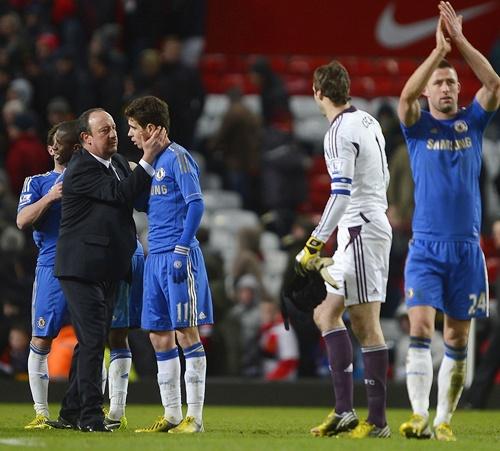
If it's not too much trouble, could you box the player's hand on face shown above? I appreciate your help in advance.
[435,16,451,55]
[438,1,463,41]
[48,182,63,202]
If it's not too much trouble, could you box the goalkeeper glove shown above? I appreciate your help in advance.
[172,245,189,284]
[295,236,325,276]
[305,256,339,289]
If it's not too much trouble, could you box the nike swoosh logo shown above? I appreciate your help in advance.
[376,2,496,49]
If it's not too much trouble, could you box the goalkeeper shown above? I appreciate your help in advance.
[295,60,392,439]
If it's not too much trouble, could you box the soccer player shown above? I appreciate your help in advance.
[125,96,213,434]
[398,2,499,441]
[295,61,392,438]
[103,237,144,430]
[17,120,81,429]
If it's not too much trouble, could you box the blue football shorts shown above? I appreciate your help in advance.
[112,251,144,329]
[31,265,68,337]
[404,239,488,320]
[142,246,214,331]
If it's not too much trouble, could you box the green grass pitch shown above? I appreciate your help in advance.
[1,404,500,450]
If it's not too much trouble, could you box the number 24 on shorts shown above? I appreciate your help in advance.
[468,292,487,316]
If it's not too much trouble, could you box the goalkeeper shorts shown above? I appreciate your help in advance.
[324,218,391,306]
[405,239,488,320]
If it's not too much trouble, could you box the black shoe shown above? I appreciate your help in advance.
[46,416,79,430]
[79,422,112,433]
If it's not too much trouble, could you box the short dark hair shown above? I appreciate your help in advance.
[124,96,170,133]
[313,60,351,105]
[78,107,105,143]
[57,119,81,147]
[47,123,59,146]
[437,59,455,70]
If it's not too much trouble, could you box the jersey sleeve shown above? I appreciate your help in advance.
[17,176,42,212]
[312,134,356,242]
[469,98,496,132]
[171,150,203,204]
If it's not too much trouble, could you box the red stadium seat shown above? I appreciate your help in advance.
[284,75,310,95]
[288,56,314,77]
[398,59,420,76]
[199,54,227,74]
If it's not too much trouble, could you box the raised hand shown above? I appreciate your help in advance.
[439,1,464,41]
[435,16,451,55]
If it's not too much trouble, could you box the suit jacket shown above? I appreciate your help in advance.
[55,149,151,282]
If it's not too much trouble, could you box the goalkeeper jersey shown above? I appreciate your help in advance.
[146,142,203,254]
[401,99,495,242]
[17,171,62,267]
[313,106,390,241]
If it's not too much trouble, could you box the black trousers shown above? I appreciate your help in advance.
[58,278,116,427]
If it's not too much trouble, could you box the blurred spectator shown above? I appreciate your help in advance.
[6,77,33,108]
[46,96,73,128]
[132,48,164,96]
[376,102,404,162]
[209,87,262,210]
[5,112,49,194]
[158,35,205,149]
[88,24,125,71]
[82,52,124,120]
[231,226,267,298]
[249,56,290,128]
[0,169,18,229]
[261,124,310,236]
[46,49,83,114]
[0,322,30,377]
[260,300,299,381]
[222,274,262,377]
[35,32,60,72]
[0,11,30,71]
[1,98,24,163]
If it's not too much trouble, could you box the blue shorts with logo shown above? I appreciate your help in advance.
[405,239,488,320]
[112,251,144,329]
[142,246,214,331]
[31,265,68,337]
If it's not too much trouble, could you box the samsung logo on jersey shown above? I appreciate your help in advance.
[151,184,168,195]
[426,137,472,151]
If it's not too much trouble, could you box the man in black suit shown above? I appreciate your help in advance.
[50,108,166,432]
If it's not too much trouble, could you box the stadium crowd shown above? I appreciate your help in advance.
[0,0,499,394]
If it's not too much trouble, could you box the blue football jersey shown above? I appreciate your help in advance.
[401,99,495,241]
[17,171,62,266]
[147,142,203,253]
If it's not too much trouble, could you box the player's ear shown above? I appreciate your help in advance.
[80,131,91,146]
[456,81,461,94]
[146,123,156,134]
